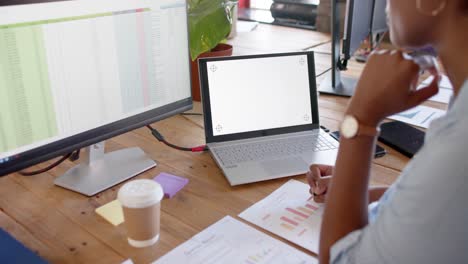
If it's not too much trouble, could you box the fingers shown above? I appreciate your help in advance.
[426,65,440,77]
[370,48,404,62]
[306,164,333,195]
[407,77,439,108]
[306,164,334,203]
[314,176,332,195]
[314,194,326,203]
[401,57,421,80]
[308,164,334,177]
[309,188,326,203]
[370,49,420,81]
[308,175,331,196]
[371,49,390,55]
[308,189,326,203]
[306,165,321,187]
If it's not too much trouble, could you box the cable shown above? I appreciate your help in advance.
[373,31,387,50]
[180,112,203,116]
[147,125,207,152]
[302,40,332,51]
[18,149,80,176]
[20,124,207,175]
[337,57,348,70]
[316,67,332,78]
[310,51,332,56]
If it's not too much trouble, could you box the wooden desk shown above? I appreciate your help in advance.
[0,24,443,263]
[228,23,331,56]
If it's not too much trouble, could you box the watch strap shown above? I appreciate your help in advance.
[358,123,381,137]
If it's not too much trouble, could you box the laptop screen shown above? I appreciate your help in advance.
[205,54,314,137]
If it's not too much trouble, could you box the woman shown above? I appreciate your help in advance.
[306,0,468,263]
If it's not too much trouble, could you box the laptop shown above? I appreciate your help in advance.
[198,51,338,185]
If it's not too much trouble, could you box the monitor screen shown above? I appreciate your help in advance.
[342,0,374,60]
[371,0,388,34]
[204,53,315,137]
[0,0,192,175]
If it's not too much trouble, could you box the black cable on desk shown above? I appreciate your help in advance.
[316,67,332,78]
[180,112,203,116]
[18,150,81,176]
[147,125,208,152]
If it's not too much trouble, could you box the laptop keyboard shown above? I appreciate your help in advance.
[213,133,338,166]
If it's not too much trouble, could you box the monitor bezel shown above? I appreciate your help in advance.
[0,0,193,176]
[199,51,319,144]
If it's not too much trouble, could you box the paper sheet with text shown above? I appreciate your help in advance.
[153,216,317,264]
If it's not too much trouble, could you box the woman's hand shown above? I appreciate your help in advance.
[306,164,334,203]
[347,50,439,126]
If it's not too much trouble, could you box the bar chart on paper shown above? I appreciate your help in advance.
[153,216,317,264]
[239,180,323,253]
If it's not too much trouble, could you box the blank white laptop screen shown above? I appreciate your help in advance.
[206,55,313,136]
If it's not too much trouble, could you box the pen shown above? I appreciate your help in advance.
[308,181,320,201]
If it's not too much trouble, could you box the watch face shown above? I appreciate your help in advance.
[341,116,359,138]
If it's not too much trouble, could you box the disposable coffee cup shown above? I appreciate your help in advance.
[118,179,163,248]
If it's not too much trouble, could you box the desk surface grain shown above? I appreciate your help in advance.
[0,24,445,264]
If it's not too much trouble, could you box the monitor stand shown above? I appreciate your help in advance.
[318,72,357,97]
[54,142,156,196]
[318,0,358,97]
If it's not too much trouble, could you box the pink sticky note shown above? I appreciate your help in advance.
[153,173,189,198]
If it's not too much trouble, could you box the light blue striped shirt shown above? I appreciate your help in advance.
[330,80,468,264]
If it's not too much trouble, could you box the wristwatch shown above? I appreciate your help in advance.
[340,115,380,139]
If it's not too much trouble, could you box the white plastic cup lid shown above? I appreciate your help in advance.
[118,179,163,208]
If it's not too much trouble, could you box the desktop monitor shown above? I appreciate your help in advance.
[342,0,374,61]
[0,0,192,195]
[371,0,388,34]
[318,0,388,97]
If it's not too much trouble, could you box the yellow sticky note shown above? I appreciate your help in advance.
[95,199,124,226]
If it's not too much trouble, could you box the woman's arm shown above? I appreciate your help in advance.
[369,186,388,203]
[318,50,439,264]
[318,124,377,263]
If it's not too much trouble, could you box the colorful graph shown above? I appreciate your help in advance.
[389,105,446,129]
[396,110,420,119]
[240,180,324,253]
[244,248,274,264]
[280,203,321,234]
